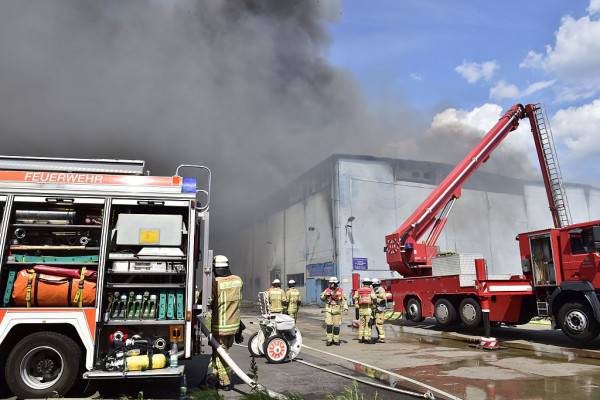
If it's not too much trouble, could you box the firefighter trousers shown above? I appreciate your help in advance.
[357,307,372,341]
[325,310,341,343]
[374,311,385,340]
[211,334,235,386]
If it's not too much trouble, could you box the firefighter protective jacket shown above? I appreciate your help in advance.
[267,287,287,313]
[212,275,243,335]
[286,287,301,314]
[374,286,387,312]
[353,286,376,316]
[320,287,347,315]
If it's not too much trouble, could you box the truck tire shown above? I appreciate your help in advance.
[406,298,424,322]
[559,302,600,344]
[459,298,482,329]
[5,331,81,399]
[434,298,458,327]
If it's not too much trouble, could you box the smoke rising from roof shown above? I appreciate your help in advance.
[0,0,530,251]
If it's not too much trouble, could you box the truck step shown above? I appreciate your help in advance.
[537,301,549,317]
[83,365,184,379]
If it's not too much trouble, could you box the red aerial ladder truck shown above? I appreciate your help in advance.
[385,104,600,344]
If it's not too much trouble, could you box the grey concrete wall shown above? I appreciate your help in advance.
[233,190,335,302]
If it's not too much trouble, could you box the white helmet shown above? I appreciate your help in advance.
[213,255,229,269]
[328,277,339,284]
[372,278,381,285]
[288,280,296,285]
[272,278,281,285]
[362,277,372,284]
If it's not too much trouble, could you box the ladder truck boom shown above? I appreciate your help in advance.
[385,103,570,277]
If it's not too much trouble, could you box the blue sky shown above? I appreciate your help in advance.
[326,0,600,184]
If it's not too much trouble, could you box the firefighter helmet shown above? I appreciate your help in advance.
[288,279,296,287]
[213,255,229,269]
[372,278,381,285]
[272,278,281,285]
[328,277,339,284]
[362,277,372,284]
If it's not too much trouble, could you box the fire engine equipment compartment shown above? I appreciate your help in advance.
[1,197,104,308]
[94,200,190,373]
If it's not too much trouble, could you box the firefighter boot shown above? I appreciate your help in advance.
[333,326,341,345]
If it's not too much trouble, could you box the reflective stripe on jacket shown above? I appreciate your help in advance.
[267,287,287,312]
[212,275,243,335]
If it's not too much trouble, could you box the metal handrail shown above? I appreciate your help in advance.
[175,164,211,211]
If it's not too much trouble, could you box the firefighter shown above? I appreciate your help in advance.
[210,255,244,391]
[286,279,301,321]
[353,277,376,344]
[267,278,287,313]
[372,278,387,343]
[320,277,348,346]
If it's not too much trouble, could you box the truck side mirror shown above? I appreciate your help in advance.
[593,226,600,252]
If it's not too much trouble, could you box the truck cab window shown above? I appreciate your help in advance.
[570,228,595,255]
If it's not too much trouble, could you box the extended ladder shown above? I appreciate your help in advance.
[529,104,572,228]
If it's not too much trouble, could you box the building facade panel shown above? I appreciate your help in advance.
[231,155,599,304]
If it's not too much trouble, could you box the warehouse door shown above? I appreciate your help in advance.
[306,278,329,305]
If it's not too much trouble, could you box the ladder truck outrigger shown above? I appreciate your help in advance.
[384,104,600,345]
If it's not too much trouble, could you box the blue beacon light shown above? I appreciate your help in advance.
[182,177,197,193]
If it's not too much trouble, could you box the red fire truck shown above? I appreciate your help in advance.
[384,104,600,344]
[0,156,212,398]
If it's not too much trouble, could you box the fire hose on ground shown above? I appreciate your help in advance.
[232,325,463,400]
[200,322,286,399]
[231,341,434,399]
[301,344,463,400]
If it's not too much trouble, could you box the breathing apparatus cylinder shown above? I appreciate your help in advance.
[125,353,167,371]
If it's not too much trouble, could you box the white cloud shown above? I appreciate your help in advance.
[520,14,600,100]
[519,50,544,69]
[489,81,520,100]
[589,0,600,16]
[551,98,600,159]
[489,80,555,100]
[523,80,556,95]
[455,60,498,84]
[410,72,422,81]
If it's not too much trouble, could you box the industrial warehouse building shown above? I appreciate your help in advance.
[229,154,600,304]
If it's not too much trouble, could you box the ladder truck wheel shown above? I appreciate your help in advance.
[459,297,483,329]
[434,298,458,327]
[5,331,81,399]
[559,302,600,344]
[406,298,424,322]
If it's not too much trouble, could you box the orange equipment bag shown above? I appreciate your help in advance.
[12,268,96,307]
